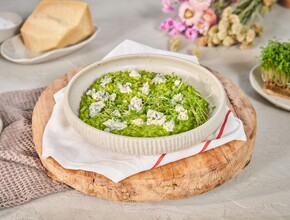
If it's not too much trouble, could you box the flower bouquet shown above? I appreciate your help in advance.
[159,0,276,50]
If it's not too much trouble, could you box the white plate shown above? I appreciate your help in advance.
[0,27,99,64]
[249,64,290,111]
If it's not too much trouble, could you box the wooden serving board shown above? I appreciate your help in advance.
[32,68,256,202]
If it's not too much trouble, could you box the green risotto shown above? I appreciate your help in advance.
[79,70,210,137]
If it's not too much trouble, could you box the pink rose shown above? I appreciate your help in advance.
[203,8,217,26]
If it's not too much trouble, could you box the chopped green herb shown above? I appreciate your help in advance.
[79,70,210,137]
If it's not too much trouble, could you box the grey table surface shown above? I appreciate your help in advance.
[0,0,290,219]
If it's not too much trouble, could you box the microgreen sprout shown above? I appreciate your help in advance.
[260,40,290,88]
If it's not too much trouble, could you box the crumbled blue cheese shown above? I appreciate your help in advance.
[110,93,116,101]
[103,118,127,131]
[104,128,111,132]
[129,70,141,78]
[147,116,167,126]
[86,89,110,101]
[129,96,143,112]
[175,104,185,113]
[178,111,189,120]
[89,101,105,117]
[163,120,175,132]
[94,90,110,101]
[146,109,167,126]
[86,88,96,96]
[152,74,166,84]
[174,104,188,120]
[172,93,183,103]
[112,110,121,117]
[174,80,181,86]
[117,82,132,94]
[100,77,112,87]
[141,82,150,95]
[147,109,163,119]
[131,118,144,126]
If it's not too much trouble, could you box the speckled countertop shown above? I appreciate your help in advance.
[0,1,290,219]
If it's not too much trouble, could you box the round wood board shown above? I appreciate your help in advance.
[32,68,256,202]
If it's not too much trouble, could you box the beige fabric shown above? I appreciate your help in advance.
[0,88,69,209]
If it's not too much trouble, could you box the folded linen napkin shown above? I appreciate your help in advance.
[42,40,247,183]
[0,88,69,209]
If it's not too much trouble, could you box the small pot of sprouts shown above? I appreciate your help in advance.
[260,40,290,99]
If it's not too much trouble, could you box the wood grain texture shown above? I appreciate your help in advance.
[32,68,256,202]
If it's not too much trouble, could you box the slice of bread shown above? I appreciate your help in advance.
[21,0,94,52]
[263,80,290,100]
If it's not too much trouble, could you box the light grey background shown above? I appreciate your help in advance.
[0,1,290,219]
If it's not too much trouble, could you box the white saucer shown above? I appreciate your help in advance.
[0,27,99,64]
[0,118,3,134]
[249,64,290,111]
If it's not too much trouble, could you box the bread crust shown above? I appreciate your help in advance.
[263,80,290,100]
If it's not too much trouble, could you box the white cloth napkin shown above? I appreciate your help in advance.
[42,40,247,183]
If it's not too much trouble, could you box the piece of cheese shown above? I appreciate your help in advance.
[20,0,94,52]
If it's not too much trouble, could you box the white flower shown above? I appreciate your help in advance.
[178,2,202,26]
[221,7,233,19]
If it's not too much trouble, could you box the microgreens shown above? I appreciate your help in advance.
[260,40,290,87]
[79,70,210,137]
